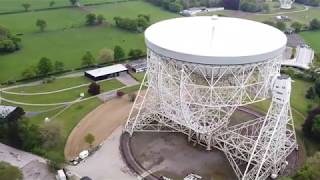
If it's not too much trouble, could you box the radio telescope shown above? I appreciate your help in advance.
[279,0,295,9]
[125,16,298,180]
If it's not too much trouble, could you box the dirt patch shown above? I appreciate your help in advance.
[64,95,134,160]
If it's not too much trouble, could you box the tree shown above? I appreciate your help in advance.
[276,21,287,31]
[0,25,21,53]
[97,14,105,25]
[261,3,270,13]
[113,16,139,32]
[37,57,53,76]
[0,162,23,180]
[36,19,47,32]
[98,48,114,63]
[84,133,95,147]
[81,51,95,67]
[54,61,64,72]
[114,45,125,61]
[309,18,320,30]
[19,120,43,152]
[306,87,316,99]
[88,82,100,95]
[168,2,183,12]
[128,93,136,102]
[86,13,97,26]
[116,90,124,97]
[128,49,143,59]
[69,0,78,6]
[293,152,320,180]
[314,78,320,97]
[291,22,303,32]
[22,3,31,11]
[49,1,55,7]
[22,66,37,78]
[39,122,62,148]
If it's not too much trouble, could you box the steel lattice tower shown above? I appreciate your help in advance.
[125,17,298,180]
[279,0,295,9]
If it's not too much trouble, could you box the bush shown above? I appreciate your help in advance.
[128,93,136,102]
[168,2,183,12]
[116,90,124,97]
[98,48,114,63]
[113,14,150,32]
[0,162,23,180]
[128,49,143,59]
[88,82,101,95]
[86,13,97,26]
[306,87,316,99]
[0,25,21,53]
[240,0,262,12]
[309,18,320,30]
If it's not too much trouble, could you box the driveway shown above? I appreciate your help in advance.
[67,127,137,180]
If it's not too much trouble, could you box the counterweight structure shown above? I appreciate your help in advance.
[125,17,298,180]
[279,0,295,9]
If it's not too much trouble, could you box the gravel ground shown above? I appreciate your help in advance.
[67,127,136,180]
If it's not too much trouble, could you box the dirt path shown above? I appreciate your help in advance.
[64,95,134,160]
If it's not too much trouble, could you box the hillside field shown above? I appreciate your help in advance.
[0,1,178,83]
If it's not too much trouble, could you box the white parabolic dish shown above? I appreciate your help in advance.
[145,16,287,65]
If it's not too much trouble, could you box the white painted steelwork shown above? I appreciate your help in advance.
[125,17,297,180]
[279,0,295,9]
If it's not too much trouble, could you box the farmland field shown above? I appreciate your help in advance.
[0,1,178,83]
[300,31,320,53]
[0,0,127,13]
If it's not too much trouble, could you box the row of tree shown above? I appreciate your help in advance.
[20,46,143,80]
[239,0,269,13]
[113,14,150,32]
[81,47,143,67]
[0,115,64,164]
[296,0,320,6]
[0,25,21,53]
[86,13,105,26]
[22,57,65,78]
[263,18,320,32]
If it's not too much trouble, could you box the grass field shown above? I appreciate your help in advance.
[1,78,124,106]
[0,0,125,13]
[23,97,102,161]
[201,3,319,26]
[300,31,320,53]
[0,1,178,83]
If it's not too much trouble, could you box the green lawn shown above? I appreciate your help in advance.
[201,3,319,26]
[24,97,102,161]
[0,0,126,13]
[0,27,145,82]
[0,1,178,83]
[300,30,320,53]
[1,78,124,110]
[0,8,86,33]
[9,76,90,93]
[89,1,178,24]
[250,79,315,128]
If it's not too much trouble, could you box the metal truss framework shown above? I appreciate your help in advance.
[279,0,295,9]
[125,50,298,180]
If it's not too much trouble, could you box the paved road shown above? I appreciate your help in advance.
[67,127,137,180]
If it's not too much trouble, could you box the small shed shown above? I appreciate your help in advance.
[0,105,24,122]
[84,64,128,81]
[126,59,147,72]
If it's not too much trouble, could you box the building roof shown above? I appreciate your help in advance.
[0,105,17,119]
[85,64,127,78]
[145,16,287,65]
